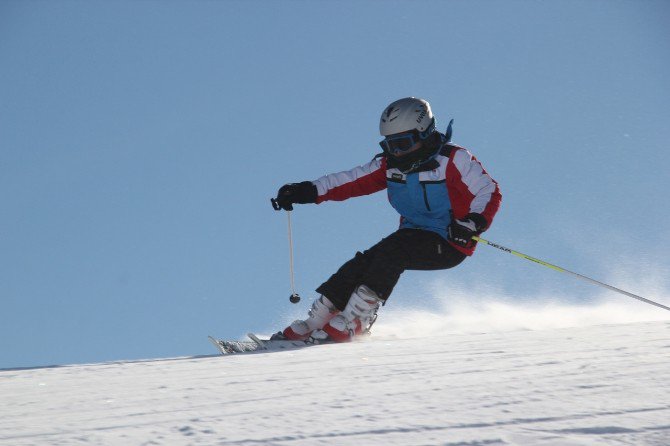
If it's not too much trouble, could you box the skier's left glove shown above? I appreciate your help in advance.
[447,213,488,248]
[272,181,318,211]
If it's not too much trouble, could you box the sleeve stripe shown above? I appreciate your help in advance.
[450,148,501,224]
[313,158,387,203]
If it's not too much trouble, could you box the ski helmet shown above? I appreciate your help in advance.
[379,97,435,137]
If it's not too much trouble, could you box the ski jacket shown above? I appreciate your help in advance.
[311,144,502,256]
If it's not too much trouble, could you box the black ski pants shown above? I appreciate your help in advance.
[316,228,467,311]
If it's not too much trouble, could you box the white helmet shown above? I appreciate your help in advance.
[379,97,435,137]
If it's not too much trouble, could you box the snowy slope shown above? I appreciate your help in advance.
[2,317,669,445]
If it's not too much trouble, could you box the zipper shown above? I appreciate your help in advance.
[421,183,431,211]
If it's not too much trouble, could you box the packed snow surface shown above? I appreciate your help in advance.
[2,317,670,445]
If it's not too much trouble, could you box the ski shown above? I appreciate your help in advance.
[208,333,332,355]
[208,336,259,354]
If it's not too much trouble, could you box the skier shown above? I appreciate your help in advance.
[272,97,502,343]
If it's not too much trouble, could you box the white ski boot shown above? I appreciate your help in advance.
[280,295,339,341]
[323,285,382,342]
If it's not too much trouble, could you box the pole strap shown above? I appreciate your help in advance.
[473,236,670,312]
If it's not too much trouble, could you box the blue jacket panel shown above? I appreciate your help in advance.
[386,171,452,240]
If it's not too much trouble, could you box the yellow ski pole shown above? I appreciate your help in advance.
[473,236,670,312]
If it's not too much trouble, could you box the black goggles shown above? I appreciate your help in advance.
[379,118,436,156]
[379,131,420,156]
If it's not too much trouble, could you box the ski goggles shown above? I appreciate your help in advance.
[379,119,436,156]
[379,131,420,156]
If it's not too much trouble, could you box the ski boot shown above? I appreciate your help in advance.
[274,295,339,341]
[322,285,382,343]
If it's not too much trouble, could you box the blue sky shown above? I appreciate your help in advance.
[1,0,669,368]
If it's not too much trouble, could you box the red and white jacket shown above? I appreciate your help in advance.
[311,144,502,256]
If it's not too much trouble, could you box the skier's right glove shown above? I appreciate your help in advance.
[272,181,318,211]
[447,213,488,249]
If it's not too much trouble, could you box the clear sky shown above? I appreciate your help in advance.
[1,0,669,369]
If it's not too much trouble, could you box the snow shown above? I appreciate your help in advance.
[2,306,669,445]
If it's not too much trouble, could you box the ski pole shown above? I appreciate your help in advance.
[270,198,301,304]
[473,236,670,312]
[285,210,301,304]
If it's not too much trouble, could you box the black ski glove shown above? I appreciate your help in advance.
[447,213,488,248]
[272,181,318,211]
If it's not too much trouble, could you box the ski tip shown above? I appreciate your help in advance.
[207,335,227,355]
